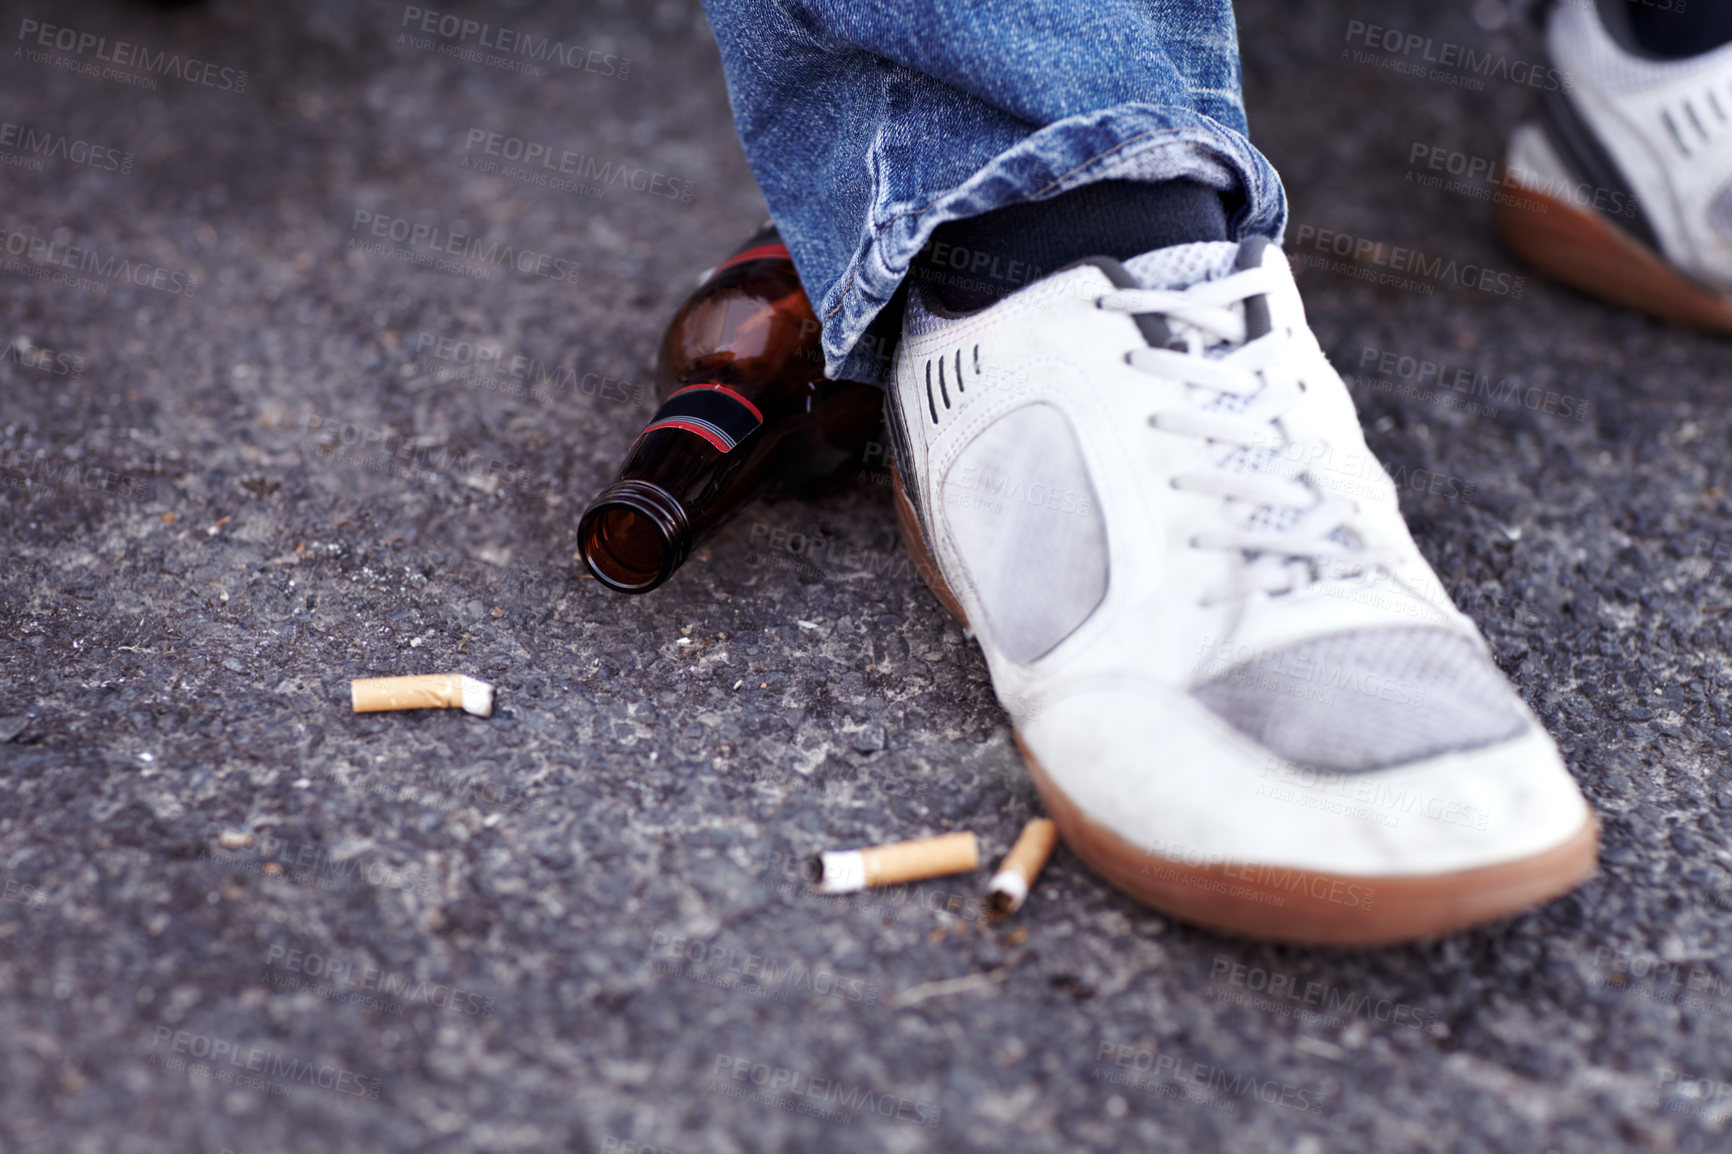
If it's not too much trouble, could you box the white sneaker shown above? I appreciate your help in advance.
[1499,0,1732,331]
[885,238,1598,944]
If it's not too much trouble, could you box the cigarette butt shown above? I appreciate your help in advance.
[811,832,980,894]
[350,674,494,717]
[987,818,1058,915]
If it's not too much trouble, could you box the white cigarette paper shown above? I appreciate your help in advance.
[812,832,980,894]
[350,674,494,717]
[988,818,1058,914]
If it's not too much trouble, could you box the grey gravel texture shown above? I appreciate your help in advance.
[3,1,1731,1151]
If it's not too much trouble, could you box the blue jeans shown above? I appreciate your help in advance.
[700,0,1287,384]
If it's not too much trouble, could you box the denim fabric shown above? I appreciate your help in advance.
[700,0,1287,384]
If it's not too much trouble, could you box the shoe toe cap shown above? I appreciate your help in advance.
[1017,678,1594,879]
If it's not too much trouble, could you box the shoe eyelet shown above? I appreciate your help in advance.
[1094,296,1107,309]
[1123,351,1135,366]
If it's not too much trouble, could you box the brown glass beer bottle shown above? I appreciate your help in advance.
[578,226,882,593]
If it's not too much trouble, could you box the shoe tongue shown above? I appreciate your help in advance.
[1122,240,1242,291]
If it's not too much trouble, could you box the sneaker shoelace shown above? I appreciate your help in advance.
[1098,268,1406,605]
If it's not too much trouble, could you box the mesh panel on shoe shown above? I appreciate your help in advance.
[1192,627,1529,773]
[1123,241,1241,290]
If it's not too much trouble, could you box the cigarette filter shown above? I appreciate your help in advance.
[987,818,1058,915]
[812,832,980,894]
[350,674,494,717]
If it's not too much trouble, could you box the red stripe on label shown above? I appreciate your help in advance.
[642,418,733,453]
[714,242,790,274]
[666,382,764,422]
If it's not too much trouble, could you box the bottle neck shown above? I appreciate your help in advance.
[577,480,693,593]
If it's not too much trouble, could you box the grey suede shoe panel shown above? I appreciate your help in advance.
[940,403,1109,665]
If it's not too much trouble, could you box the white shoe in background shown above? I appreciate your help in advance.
[1500,0,1732,332]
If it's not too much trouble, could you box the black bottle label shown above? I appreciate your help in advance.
[642,383,764,452]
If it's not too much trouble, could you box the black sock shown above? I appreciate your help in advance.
[910,178,1228,313]
[1621,0,1732,59]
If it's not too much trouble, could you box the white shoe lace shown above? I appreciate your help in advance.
[1098,268,1406,604]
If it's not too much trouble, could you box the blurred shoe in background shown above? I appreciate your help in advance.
[1500,0,1732,332]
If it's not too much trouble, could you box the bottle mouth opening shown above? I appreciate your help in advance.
[577,482,691,594]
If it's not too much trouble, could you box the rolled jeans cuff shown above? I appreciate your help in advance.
[820,104,1287,384]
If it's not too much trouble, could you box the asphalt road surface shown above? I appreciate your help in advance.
[3,1,1731,1151]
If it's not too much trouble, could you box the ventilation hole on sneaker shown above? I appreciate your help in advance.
[955,349,964,393]
[1711,90,1728,124]
[1663,109,1692,156]
[938,355,950,408]
[973,344,980,376]
[1686,100,1710,142]
[925,360,938,424]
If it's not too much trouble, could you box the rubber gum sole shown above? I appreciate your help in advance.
[892,472,1600,944]
[1497,182,1732,334]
